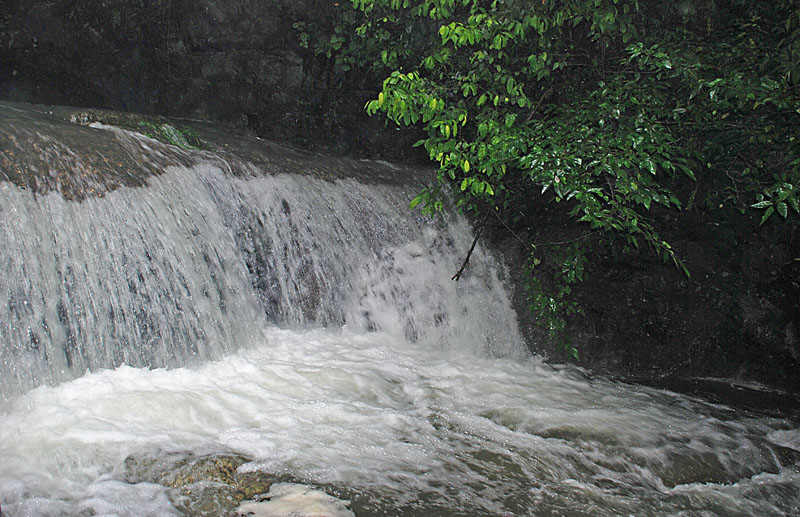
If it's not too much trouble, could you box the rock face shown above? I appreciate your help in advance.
[500,208,800,398]
[1,1,301,117]
[0,0,422,161]
[0,102,423,199]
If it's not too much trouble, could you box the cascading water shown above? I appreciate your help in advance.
[1,103,799,516]
[0,107,524,400]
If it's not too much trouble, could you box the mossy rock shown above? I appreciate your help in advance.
[121,451,286,516]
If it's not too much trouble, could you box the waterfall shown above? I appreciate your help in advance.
[2,104,798,517]
[0,105,524,400]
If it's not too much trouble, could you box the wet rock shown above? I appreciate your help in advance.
[0,0,424,161]
[121,451,283,516]
[174,481,243,516]
[498,208,800,403]
[122,451,249,487]
[653,450,741,487]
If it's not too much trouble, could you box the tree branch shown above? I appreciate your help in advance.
[452,210,491,281]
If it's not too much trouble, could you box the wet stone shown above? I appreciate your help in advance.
[120,451,285,516]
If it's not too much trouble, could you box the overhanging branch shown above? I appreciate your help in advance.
[452,210,491,281]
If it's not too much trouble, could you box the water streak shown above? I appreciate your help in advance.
[0,119,523,399]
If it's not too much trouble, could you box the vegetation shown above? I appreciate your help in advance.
[137,121,204,150]
[299,0,800,357]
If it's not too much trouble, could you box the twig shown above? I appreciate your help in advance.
[523,85,554,124]
[489,208,526,246]
[534,231,598,247]
[452,210,491,281]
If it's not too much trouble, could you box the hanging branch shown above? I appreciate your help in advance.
[452,210,491,281]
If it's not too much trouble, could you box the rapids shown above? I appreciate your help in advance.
[0,104,798,516]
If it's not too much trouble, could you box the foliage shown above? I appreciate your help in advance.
[137,121,203,150]
[292,1,435,88]
[307,0,800,357]
[527,241,587,360]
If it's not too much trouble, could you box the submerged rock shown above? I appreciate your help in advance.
[120,451,283,516]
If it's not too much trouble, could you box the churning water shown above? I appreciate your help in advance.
[0,105,799,515]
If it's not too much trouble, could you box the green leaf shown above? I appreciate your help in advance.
[750,200,773,209]
[759,206,775,225]
[776,201,788,218]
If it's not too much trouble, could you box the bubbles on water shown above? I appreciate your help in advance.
[1,329,798,516]
[236,483,355,517]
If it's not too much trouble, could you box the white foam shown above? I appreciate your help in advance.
[235,483,354,517]
[768,429,800,451]
[1,328,798,515]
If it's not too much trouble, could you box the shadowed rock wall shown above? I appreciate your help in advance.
[497,207,799,399]
[0,0,421,160]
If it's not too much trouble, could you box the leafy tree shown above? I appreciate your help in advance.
[302,0,800,357]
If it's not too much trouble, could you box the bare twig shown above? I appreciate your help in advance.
[452,210,491,281]
[534,231,598,247]
[523,85,554,124]
[489,208,526,245]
